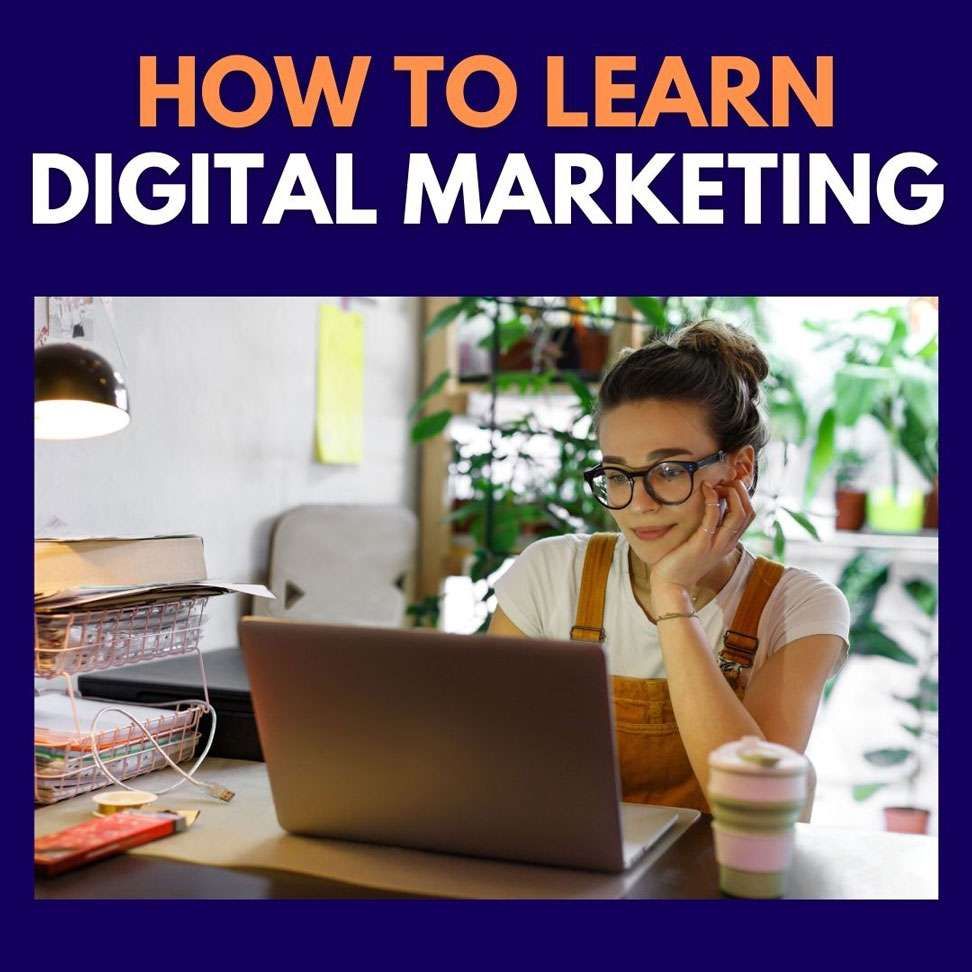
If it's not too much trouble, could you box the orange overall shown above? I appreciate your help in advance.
[570,533,784,813]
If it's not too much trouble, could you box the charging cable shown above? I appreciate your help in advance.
[78,649,235,801]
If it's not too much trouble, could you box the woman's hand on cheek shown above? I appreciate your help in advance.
[648,478,755,615]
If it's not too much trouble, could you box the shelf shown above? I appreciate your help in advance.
[458,374,601,393]
[783,529,938,567]
[789,529,937,552]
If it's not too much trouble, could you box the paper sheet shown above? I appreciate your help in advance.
[35,694,198,741]
[315,305,364,464]
[35,580,273,612]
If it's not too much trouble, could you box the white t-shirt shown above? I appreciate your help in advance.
[494,533,850,682]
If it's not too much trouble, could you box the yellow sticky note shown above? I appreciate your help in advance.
[316,305,364,464]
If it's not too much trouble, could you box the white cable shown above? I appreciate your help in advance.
[87,700,232,800]
[82,647,234,801]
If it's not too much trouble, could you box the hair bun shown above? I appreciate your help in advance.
[671,319,769,395]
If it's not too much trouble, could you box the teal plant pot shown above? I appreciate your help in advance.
[866,487,926,533]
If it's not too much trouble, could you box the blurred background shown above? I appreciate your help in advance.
[411,296,939,835]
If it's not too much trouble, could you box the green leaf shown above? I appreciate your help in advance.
[495,370,555,395]
[765,369,809,445]
[425,301,466,337]
[899,370,937,429]
[899,402,938,483]
[803,407,836,504]
[470,548,508,582]
[863,747,912,767]
[407,369,450,421]
[470,494,521,553]
[405,595,441,629]
[849,618,918,665]
[583,296,603,318]
[772,520,785,561]
[445,500,482,523]
[495,371,536,394]
[409,409,452,443]
[894,676,938,713]
[781,506,820,541]
[852,783,887,802]
[628,296,669,331]
[916,335,938,361]
[834,365,897,427]
[560,370,596,414]
[903,578,937,618]
[877,316,909,368]
[900,723,924,739]
[838,553,889,626]
[477,317,530,355]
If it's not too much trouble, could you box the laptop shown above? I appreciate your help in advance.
[238,617,679,873]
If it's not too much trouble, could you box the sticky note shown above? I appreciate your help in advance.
[316,304,364,464]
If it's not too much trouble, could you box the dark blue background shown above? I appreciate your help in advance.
[11,0,957,961]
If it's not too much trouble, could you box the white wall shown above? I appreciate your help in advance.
[34,296,422,647]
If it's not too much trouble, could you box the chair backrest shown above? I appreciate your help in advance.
[253,504,417,627]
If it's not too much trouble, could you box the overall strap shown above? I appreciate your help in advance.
[720,556,785,669]
[571,533,619,642]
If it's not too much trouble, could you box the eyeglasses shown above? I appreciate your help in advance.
[584,451,727,509]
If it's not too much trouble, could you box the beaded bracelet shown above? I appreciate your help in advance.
[655,610,700,623]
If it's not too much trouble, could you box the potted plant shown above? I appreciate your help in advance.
[826,553,937,833]
[860,577,938,833]
[833,449,869,530]
[922,473,939,531]
[803,305,938,534]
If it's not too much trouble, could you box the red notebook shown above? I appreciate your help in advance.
[35,812,183,877]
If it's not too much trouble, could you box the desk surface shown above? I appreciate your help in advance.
[35,815,938,900]
[35,760,938,900]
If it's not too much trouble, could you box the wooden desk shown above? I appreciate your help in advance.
[36,811,937,900]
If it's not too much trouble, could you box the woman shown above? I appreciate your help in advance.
[489,319,849,816]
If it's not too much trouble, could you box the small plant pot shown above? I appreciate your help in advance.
[883,806,931,834]
[449,498,475,534]
[834,489,867,531]
[922,476,939,530]
[497,337,536,371]
[866,487,926,533]
[574,328,610,377]
[519,519,550,536]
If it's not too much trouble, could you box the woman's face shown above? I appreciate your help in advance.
[596,399,753,566]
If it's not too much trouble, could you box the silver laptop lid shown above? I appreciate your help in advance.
[239,618,628,871]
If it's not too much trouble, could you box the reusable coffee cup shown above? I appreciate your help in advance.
[707,736,808,899]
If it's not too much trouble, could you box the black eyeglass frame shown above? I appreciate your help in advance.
[584,450,733,509]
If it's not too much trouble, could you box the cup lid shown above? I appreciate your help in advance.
[709,736,808,776]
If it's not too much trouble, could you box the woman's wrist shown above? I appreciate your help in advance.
[650,581,695,616]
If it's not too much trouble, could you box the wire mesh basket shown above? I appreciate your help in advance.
[34,596,209,678]
[35,700,205,777]
[34,730,202,805]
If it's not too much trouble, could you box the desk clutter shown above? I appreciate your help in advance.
[34,535,272,805]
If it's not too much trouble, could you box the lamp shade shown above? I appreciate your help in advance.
[34,343,130,440]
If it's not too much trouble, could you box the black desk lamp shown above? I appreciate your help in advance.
[34,343,130,440]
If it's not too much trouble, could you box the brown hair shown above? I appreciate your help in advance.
[596,319,770,484]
